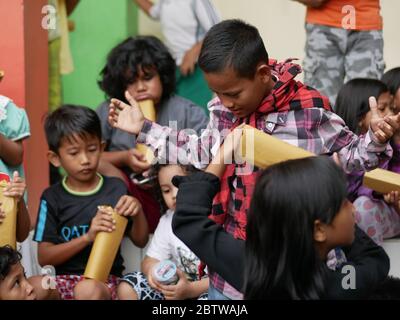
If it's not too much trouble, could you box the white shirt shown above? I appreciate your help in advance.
[146,209,204,280]
[149,0,220,65]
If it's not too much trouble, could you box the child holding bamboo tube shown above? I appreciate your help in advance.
[29,105,149,300]
[96,36,208,233]
[335,78,400,245]
[0,92,31,245]
[109,20,400,300]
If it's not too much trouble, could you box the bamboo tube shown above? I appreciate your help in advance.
[240,125,314,169]
[363,168,400,194]
[0,176,17,249]
[84,206,128,282]
[136,99,156,164]
[240,125,400,195]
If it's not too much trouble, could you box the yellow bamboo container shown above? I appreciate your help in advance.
[0,179,17,249]
[240,125,400,195]
[136,99,156,164]
[84,206,128,282]
[240,125,314,169]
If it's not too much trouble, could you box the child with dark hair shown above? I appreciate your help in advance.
[30,105,149,300]
[109,19,400,299]
[117,164,208,300]
[172,152,390,299]
[335,78,394,135]
[97,35,208,233]
[335,79,400,245]
[0,245,35,300]
[382,67,400,116]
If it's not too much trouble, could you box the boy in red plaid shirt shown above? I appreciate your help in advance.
[109,20,400,299]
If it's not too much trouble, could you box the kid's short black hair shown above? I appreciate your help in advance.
[98,36,176,102]
[44,104,102,153]
[151,164,199,214]
[0,246,22,281]
[198,19,269,79]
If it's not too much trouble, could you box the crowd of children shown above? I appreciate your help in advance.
[2,1,400,300]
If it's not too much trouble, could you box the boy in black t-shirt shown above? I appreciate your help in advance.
[29,105,149,300]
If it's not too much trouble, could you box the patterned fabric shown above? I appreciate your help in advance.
[303,23,385,107]
[136,59,391,300]
[209,59,331,241]
[353,142,400,245]
[121,272,208,300]
[55,274,120,300]
[354,196,400,245]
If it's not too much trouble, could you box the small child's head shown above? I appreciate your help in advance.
[198,19,273,119]
[99,36,176,106]
[245,156,355,299]
[382,67,400,114]
[44,105,103,183]
[153,164,198,212]
[335,78,392,135]
[0,246,35,300]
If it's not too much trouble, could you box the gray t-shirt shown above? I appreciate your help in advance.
[96,94,209,152]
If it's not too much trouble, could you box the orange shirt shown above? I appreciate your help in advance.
[306,0,382,30]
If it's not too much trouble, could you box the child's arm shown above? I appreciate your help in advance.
[0,136,23,167]
[134,0,154,16]
[172,173,245,292]
[101,149,150,174]
[141,255,164,291]
[115,195,149,248]
[37,209,115,266]
[292,0,328,8]
[3,171,30,242]
[157,269,209,300]
[206,127,243,178]
[109,91,224,169]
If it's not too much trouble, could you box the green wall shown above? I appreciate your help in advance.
[62,0,138,109]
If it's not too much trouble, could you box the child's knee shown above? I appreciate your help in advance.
[74,279,110,300]
[117,282,138,300]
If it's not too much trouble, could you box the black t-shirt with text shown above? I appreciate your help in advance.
[34,176,130,277]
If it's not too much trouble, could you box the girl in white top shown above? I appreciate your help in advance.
[117,164,208,300]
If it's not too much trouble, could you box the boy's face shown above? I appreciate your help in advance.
[49,134,103,184]
[0,262,36,300]
[126,67,163,106]
[204,65,273,119]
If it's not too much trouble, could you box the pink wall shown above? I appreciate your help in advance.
[0,0,49,225]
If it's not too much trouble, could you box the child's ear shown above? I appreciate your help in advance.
[256,64,271,83]
[47,151,61,168]
[313,219,328,243]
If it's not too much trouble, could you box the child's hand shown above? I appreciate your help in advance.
[180,45,199,76]
[125,149,151,173]
[108,91,145,135]
[158,269,192,300]
[207,127,243,178]
[115,195,143,217]
[384,191,400,214]
[3,171,26,202]
[85,209,116,242]
[0,207,5,225]
[369,97,400,143]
